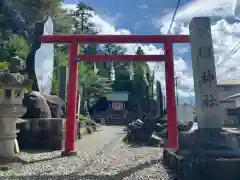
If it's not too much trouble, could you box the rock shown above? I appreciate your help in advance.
[178,121,194,132]
[86,126,93,134]
[21,91,65,118]
[43,118,65,150]
[41,93,66,118]
[22,91,52,118]
[126,115,194,146]
[86,119,97,131]
[20,91,66,150]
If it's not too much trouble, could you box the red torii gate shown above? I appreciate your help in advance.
[41,34,189,155]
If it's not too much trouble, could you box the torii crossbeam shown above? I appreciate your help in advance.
[41,34,190,155]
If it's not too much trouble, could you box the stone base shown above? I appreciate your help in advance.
[178,127,240,152]
[17,118,66,151]
[61,151,77,157]
[0,117,18,158]
[0,139,15,157]
[0,156,26,164]
[0,156,27,171]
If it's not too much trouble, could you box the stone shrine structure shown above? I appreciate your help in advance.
[0,63,31,159]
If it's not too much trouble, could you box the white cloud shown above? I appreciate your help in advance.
[137,4,148,9]
[152,0,240,99]
[160,0,233,23]
[61,3,77,10]
[97,12,122,26]
[61,3,192,99]
[90,13,131,35]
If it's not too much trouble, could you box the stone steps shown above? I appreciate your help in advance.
[105,117,127,125]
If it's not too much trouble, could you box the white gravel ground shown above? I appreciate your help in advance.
[0,126,174,180]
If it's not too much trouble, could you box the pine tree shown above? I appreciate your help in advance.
[135,46,148,85]
[136,46,144,55]
[72,2,97,34]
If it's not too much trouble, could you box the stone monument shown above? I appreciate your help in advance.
[178,17,238,150]
[163,17,240,180]
[189,17,222,130]
[35,17,54,94]
[0,57,31,159]
[25,17,54,92]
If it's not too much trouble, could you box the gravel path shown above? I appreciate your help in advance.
[0,126,174,180]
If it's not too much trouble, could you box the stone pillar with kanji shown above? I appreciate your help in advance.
[189,17,223,130]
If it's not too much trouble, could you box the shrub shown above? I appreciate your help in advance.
[79,114,89,121]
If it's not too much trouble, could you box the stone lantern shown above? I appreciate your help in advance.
[0,67,31,159]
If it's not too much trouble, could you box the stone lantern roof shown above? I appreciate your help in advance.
[0,71,31,88]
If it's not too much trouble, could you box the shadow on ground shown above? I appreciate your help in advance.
[0,155,63,171]
[21,149,58,154]
[2,158,174,180]
[122,135,162,148]
[26,155,63,164]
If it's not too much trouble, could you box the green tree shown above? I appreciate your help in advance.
[11,0,64,28]
[103,44,126,55]
[51,49,68,95]
[0,0,75,96]
[54,9,74,34]
[78,62,112,111]
[134,47,151,114]
[72,2,97,34]
[96,44,127,78]
[71,2,104,110]
[0,0,72,49]
[7,35,29,60]
[0,11,13,40]
[83,43,100,72]
[0,34,29,63]
[0,0,154,118]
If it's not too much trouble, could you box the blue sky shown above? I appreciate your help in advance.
[63,0,192,66]
[62,0,240,104]
[64,0,190,34]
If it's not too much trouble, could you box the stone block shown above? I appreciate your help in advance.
[17,118,66,151]
[79,121,86,128]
